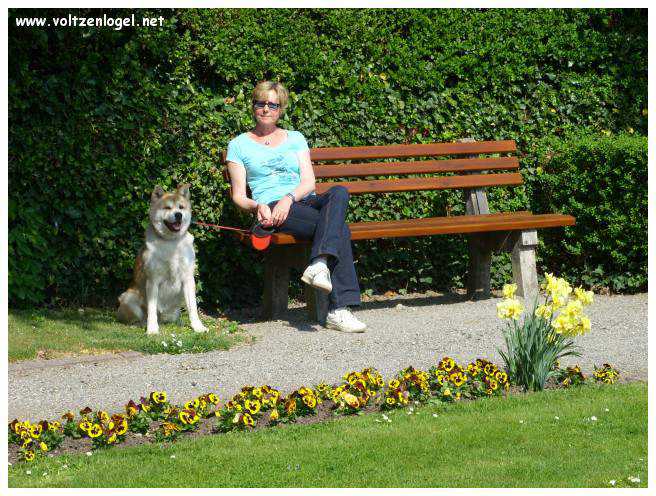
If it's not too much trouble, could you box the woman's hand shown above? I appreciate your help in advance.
[270,196,293,226]
[257,203,273,227]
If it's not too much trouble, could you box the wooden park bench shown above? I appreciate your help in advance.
[223,139,575,323]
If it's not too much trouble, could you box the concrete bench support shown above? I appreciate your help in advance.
[262,245,329,323]
[511,229,539,302]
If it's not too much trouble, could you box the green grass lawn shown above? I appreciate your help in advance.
[8,308,246,362]
[8,382,647,488]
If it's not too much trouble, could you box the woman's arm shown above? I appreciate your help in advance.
[270,149,316,226]
[227,161,272,225]
[290,149,316,201]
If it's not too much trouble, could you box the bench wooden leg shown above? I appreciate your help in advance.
[466,235,493,300]
[511,229,539,302]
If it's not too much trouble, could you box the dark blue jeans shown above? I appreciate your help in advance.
[269,186,361,311]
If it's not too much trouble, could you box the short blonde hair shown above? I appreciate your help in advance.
[252,80,289,114]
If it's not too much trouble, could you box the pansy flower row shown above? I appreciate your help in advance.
[555,363,620,388]
[8,357,618,463]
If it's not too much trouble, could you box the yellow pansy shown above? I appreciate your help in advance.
[88,424,103,438]
[341,393,359,409]
[245,399,261,415]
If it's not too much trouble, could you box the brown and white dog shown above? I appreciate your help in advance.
[117,184,207,335]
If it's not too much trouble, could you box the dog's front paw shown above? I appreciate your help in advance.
[191,320,208,333]
[146,324,160,335]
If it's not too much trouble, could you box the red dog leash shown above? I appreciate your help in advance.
[193,220,273,251]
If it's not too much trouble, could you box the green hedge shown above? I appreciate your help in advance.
[8,8,647,308]
[525,132,647,293]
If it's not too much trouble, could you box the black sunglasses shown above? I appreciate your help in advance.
[253,100,281,110]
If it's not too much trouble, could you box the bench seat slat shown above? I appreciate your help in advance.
[315,172,523,195]
[269,212,575,244]
[312,156,519,178]
[310,140,517,162]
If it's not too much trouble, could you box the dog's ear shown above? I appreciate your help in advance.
[177,183,191,200]
[151,185,165,201]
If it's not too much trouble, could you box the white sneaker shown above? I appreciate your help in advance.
[301,263,332,293]
[326,308,367,333]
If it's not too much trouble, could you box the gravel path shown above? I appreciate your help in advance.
[8,292,648,420]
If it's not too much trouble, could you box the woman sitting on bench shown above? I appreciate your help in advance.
[225,80,367,333]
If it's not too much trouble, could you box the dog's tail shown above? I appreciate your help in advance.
[116,289,144,324]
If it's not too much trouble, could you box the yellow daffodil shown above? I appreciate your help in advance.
[496,298,524,320]
[502,283,517,299]
[535,304,553,319]
[561,299,583,318]
[552,313,575,336]
[574,287,594,306]
[579,315,591,333]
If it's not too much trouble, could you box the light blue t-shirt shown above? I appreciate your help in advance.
[226,130,310,205]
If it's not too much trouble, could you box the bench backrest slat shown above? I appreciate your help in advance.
[315,172,523,195]
[313,156,519,179]
[223,139,522,199]
[310,140,517,162]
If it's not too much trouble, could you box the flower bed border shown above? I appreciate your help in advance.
[8,357,619,465]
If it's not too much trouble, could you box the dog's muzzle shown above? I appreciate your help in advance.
[165,212,183,232]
